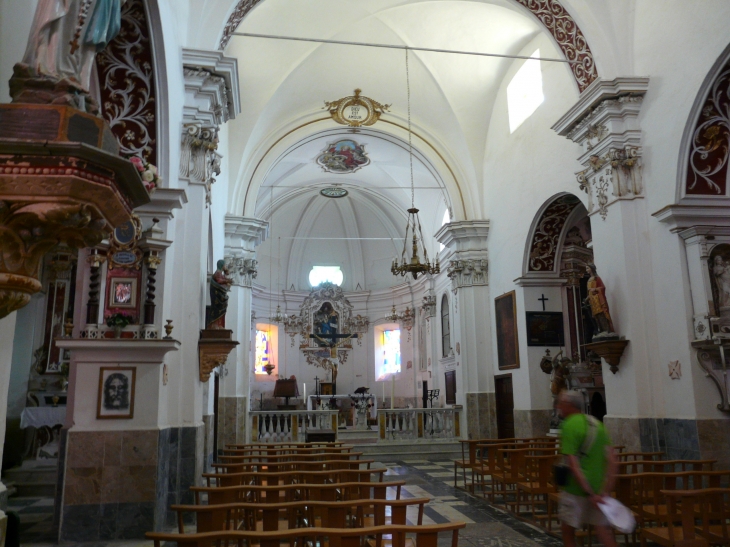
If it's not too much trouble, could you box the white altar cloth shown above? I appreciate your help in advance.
[307,394,377,419]
[20,407,67,429]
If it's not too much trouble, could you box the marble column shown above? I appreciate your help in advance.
[218,216,268,452]
[0,312,18,510]
[435,221,494,439]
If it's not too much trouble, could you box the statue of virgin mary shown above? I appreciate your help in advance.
[12,0,126,112]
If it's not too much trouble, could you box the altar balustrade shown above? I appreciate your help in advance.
[378,408,460,442]
[249,410,339,443]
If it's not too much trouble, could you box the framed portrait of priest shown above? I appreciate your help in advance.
[495,291,520,370]
[97,367,136,419]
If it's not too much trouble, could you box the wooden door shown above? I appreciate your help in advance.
[494,374,514,438]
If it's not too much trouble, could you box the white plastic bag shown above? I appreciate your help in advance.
[598,497,636,534]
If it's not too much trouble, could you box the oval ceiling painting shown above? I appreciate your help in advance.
[316,139,370,174]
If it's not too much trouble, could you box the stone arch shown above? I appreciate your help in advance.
[217,0,598,92]
[522,193,584,278]
[677,42,730,201]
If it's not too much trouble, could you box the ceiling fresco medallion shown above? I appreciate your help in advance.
[320,187,349,198]
[324,89,390,127]
[317,139,370,174]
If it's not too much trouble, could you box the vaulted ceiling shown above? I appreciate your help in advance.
[211,0,574,291]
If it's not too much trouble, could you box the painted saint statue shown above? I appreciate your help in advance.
[584,264,616,336]
[207,260,233,329]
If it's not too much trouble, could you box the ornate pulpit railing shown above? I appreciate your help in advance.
[249,410,338,443]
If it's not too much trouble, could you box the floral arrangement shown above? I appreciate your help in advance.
[105,312,135,328]
[130,156,162,193]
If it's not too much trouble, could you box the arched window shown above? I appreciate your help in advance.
[441,294,451,357]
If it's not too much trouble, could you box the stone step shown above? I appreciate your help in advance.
[352,440,462,461]
[4,464,58,497]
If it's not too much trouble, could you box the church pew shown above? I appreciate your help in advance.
[618,459,716,475]
[216,451,364,464]
[226,441,347,449]
[211,458,374,474]
[222,445,354,455]
[146,522,467,547]
[202,467,386,487]
[190,480,406,506]
[171,497,431,533]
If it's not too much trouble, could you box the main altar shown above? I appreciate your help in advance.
[283,282,369,394]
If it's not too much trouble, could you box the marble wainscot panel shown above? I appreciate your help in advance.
[514,409,552,438]
[466,392,496,439]
[217,396,247,450]
[61,425,205,540]
[603,416,642,452]
[203,413,215,471]
[697,420,730,470]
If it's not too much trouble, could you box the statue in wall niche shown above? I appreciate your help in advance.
[584,264,617,338]
[207,260,233,329]
[10,0,127,113]
[712,255,730,312]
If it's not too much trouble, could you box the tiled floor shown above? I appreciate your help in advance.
[12,459,562,547]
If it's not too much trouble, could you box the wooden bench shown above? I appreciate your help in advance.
[171,497,431,533]
[217,451,364,464]
[146,522,467,547]
[211,458,375,474]
[202,467,387,487]
[190,480,406,505]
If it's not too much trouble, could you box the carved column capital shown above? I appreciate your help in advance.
[225,256,258,287]
[447,258,489,292]
[553,77,650,220]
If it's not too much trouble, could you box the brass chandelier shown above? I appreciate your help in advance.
[391,48,440,280]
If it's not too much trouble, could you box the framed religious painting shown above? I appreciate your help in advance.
[525,312,565,347]
[97,367,136,419]
[495,291,520,370]
[108,277,138,309]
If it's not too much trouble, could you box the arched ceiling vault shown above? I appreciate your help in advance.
[218,0,597,291]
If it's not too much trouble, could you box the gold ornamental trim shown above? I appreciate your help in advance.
[324,89,390,128]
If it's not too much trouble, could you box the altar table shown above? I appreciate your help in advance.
[20,406,67,429]
[307,394,377,419]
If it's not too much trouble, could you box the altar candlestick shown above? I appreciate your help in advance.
[303,383,306,401]
[390,375,395,409]
[382,381,385,406]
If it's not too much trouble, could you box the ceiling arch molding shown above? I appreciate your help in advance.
[217,0,598,92]
[235,121,468,221]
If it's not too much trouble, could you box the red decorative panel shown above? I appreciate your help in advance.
[528,194,581,272]
[219,0,598,92]
[97,0,157,164]
[512,0,598,92]
[686,58,730,196]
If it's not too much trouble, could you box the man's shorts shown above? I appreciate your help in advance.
[559,492,609,528]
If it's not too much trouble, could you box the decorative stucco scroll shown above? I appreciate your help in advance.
[528,194,581,272]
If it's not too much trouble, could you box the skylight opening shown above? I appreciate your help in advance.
[507,50,544,133]
[309,266,343,287]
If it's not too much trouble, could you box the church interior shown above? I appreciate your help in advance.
[1,0,730,544]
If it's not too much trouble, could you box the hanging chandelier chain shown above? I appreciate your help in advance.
[406,47,414,209]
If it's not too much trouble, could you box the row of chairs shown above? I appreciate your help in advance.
[455,437,730,547]
[147,442,467,547]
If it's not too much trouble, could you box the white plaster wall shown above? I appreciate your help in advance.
[482,33,582,411]
[0,313,18,474]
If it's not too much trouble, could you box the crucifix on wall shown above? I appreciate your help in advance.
[538,294,549,311]
[309,331,359,393]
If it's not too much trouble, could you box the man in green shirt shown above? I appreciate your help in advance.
[557,390,617,547]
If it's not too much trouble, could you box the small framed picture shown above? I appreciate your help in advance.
[97,367,136,419]
[495,291,520,370]
[108,277,137,309]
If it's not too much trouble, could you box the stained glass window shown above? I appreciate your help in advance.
[379,329,401,379]
[255,330,271,374]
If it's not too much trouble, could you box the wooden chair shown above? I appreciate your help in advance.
[617,451,664,462]
[171,497,431,533]
[516,454,558,521]
[202,467,386,487]
[697,488,730,547]
[146,522,467,547]
[190,480,406,506]
[640,490,710,547]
